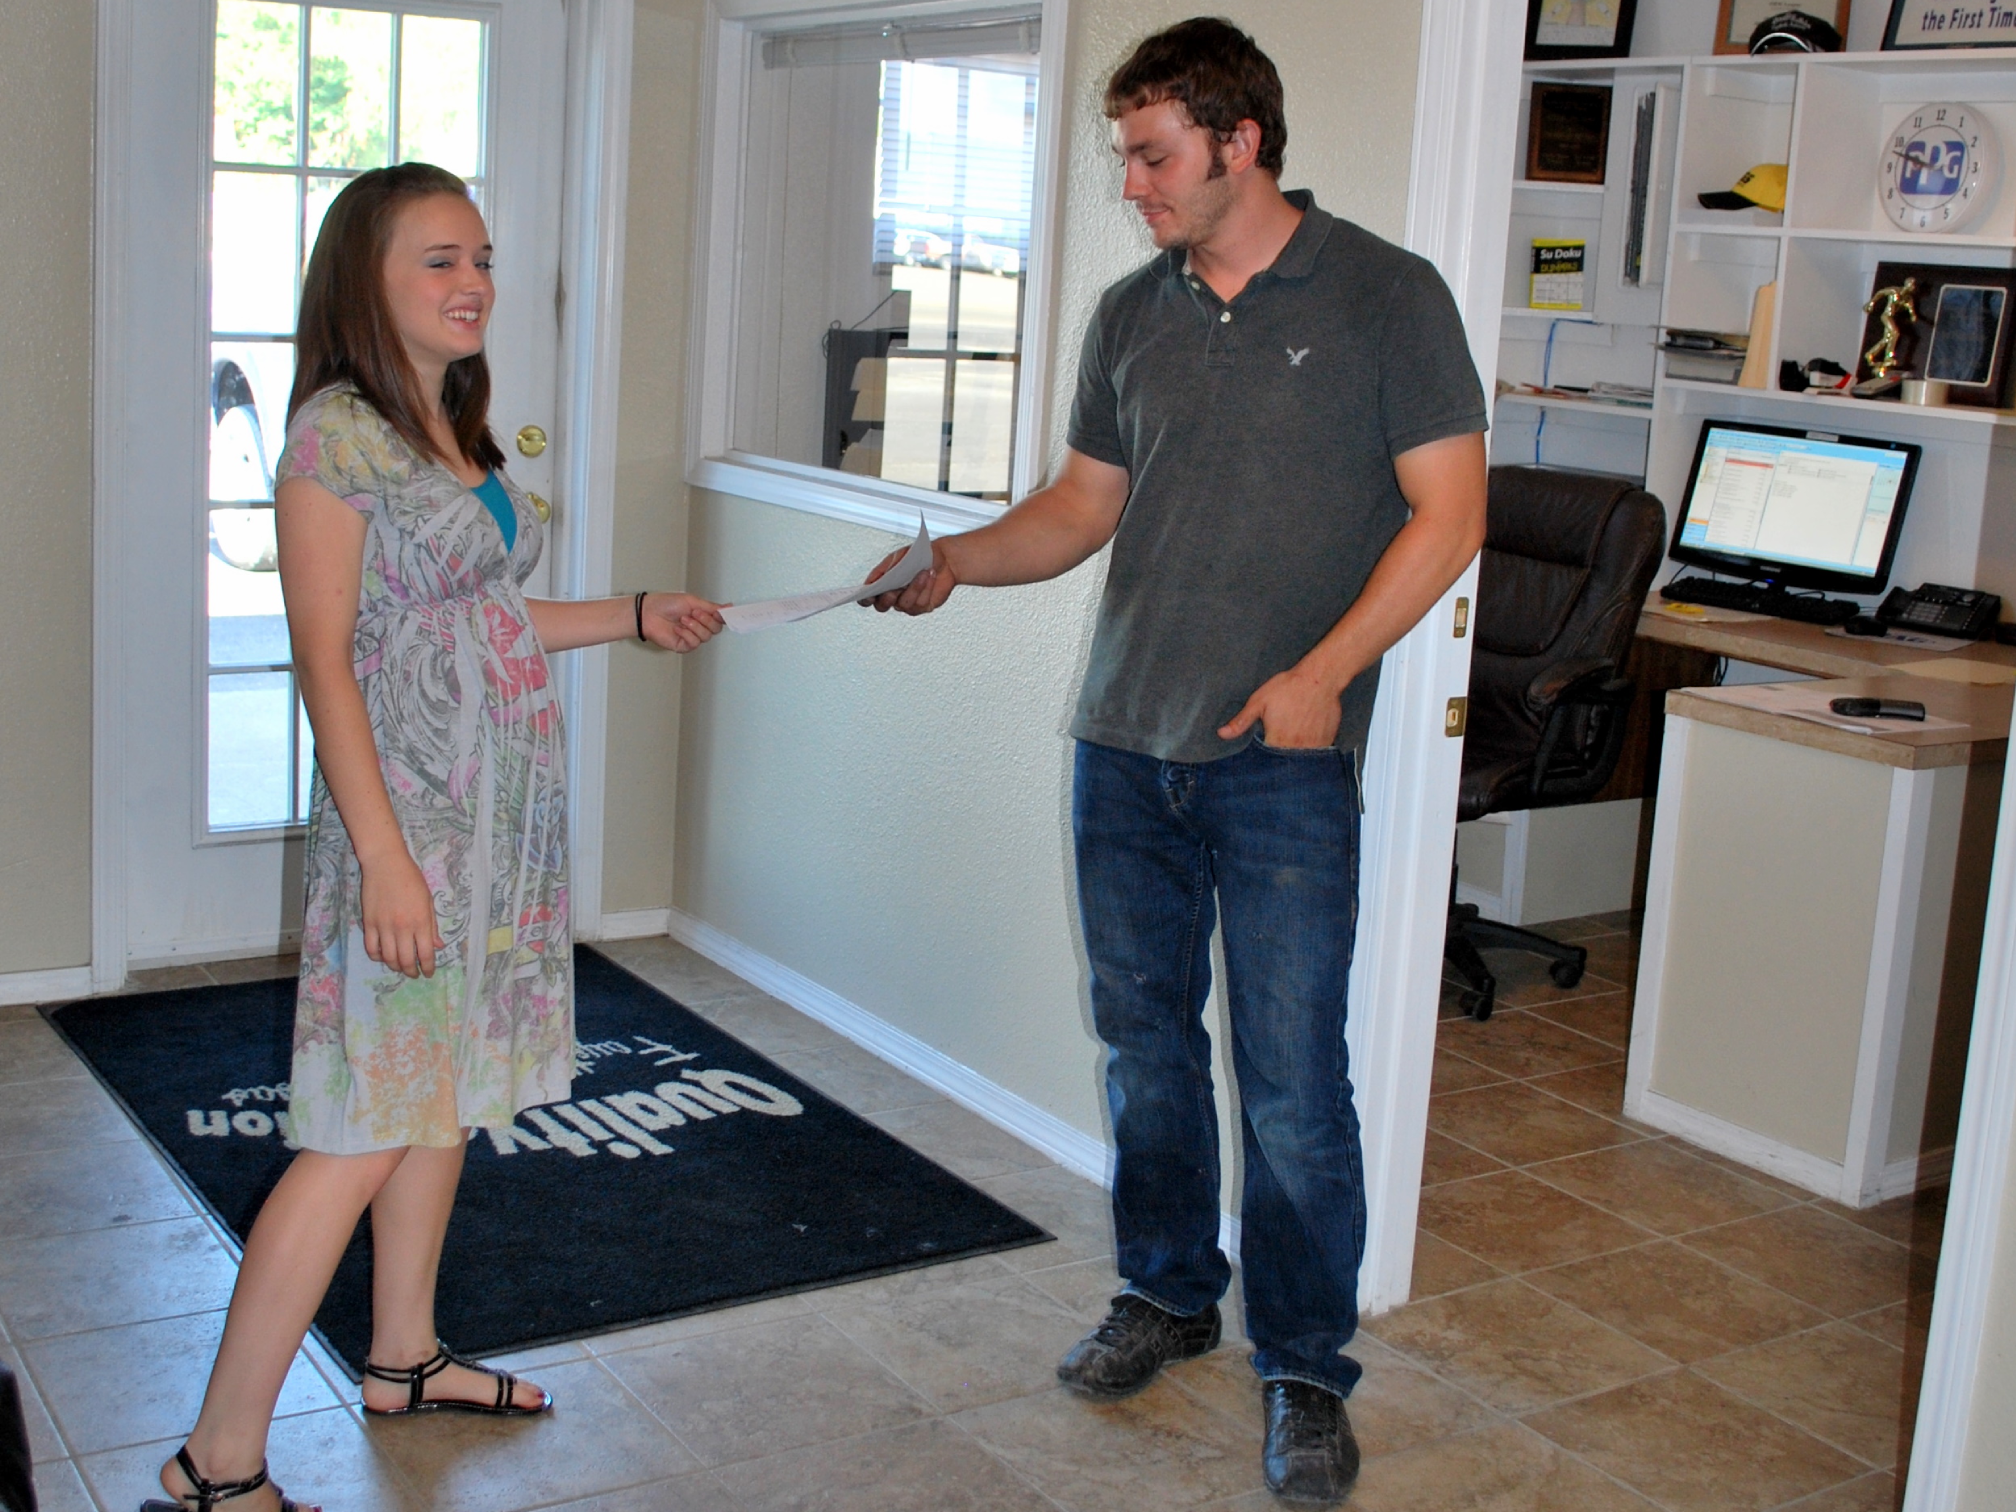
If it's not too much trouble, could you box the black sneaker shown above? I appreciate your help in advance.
[1055,1294,1221,1399]
[1262,1380,1360,1504]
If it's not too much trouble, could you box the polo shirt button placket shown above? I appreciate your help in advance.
[1207,304,1238,368]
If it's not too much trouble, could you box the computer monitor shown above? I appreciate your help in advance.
[1669,421,1921,595]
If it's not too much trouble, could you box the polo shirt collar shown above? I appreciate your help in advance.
[1159,188,1334,285]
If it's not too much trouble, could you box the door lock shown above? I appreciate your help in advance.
[1453,596,1469,638]
[530,492,551,523]
[1445,697,1468,737]
[516,424,548,458]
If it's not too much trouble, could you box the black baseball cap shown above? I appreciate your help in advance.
[1749,10,1843,52]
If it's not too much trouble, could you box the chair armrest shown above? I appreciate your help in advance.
[1524,658,1627,716]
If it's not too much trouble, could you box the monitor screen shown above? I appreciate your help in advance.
[1669,422,1920,593]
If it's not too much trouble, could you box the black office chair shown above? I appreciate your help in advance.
[1445,466,1666,1020]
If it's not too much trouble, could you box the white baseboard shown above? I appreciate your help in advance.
[0,965,94,1007]
[1629,1086,1951,1207]
[664,907,1113,1185]
[658,909,1251,1263]
[594,908,672,941]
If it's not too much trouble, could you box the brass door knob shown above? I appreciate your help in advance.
[530,492,551,523]
[515,424,548,458]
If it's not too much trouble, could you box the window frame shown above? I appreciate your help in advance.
[686,0,1069,535]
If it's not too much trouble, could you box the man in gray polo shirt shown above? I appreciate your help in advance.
[872,17,1485,1502]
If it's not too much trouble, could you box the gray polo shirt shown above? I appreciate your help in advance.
[1066,191,1486,765]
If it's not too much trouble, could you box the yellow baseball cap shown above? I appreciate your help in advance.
[1698,163,1787,214]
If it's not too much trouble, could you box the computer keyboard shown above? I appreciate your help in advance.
[1659,576,1859,625]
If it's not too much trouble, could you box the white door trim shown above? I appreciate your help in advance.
[1351,0,1521,1314]
[551,0,637,944]
[91,0,634,981]
[1905,736,2016,1512]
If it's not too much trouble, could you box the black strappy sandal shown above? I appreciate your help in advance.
[360,1344,552,1417]
[138,1444,317,1511]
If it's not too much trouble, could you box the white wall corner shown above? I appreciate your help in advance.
[1351,0,1522,1317]
[1903,740,2016,1512]
[555,0,638,943]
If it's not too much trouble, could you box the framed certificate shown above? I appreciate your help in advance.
[1716,1,1851,54]
[1885,0,2016,48]
[1525,0,1638,62]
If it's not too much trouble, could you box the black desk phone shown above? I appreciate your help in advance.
[1877,583,2002,640]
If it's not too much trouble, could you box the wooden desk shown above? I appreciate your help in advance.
[1638,600,2016,681]
[1626,669,2006,1207]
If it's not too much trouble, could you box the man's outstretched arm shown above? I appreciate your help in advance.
[867,447,1132,614]
[1218,430,1488,749]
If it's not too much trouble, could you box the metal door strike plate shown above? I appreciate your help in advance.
[1453,597,1469,638]
[1445,697,1468,737]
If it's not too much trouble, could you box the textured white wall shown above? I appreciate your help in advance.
[674,0,1426,1141]
[0,4,94,975]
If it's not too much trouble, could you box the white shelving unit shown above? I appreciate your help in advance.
[1495,34,2016,606]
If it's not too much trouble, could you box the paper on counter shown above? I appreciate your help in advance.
[1694,680,1965,736]
[720,516,933,634]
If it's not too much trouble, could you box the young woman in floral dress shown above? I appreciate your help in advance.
[145,163,723,1512]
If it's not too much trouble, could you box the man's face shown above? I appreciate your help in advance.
[1111,97,1237,252]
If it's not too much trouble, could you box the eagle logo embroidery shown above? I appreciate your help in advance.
[1287,347,1310,366]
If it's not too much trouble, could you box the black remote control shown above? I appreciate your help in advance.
[1830,697,1927,722]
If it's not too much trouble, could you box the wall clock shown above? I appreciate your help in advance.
[1879,103,2000,233]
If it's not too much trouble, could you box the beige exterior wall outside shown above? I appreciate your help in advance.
[673,0,1425,1144]
[0,4,95,975]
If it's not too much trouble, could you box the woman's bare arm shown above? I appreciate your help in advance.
[524,594,723,654]
[276,475,443,978]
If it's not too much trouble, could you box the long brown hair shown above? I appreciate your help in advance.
[289,162,504,471]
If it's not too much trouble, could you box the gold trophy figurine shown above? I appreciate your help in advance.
[1862,277,1920,381]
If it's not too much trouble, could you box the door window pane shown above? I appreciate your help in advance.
[209,341,294,501]
[208,510,290,668]
[209,672,294,830]
[399,15,485,175]
[214,1,301,165]
[308,8,393,170]
[206,2,492,833]
[213,172,300,334]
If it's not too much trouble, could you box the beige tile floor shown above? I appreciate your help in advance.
[1,920,1939,1510]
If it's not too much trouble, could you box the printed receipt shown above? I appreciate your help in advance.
[719,517,934,634]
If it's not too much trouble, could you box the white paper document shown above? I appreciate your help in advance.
[720,517,933,634]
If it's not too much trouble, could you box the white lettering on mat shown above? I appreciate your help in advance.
[178,1037,806,1165]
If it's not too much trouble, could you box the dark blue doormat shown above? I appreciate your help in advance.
[43,946,1049,1377]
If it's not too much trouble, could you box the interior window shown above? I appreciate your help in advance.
[730,10,1040,503]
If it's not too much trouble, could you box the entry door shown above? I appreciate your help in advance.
[111,0,565,966]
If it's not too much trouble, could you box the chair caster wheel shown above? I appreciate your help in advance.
[1549,958,1586,989]
[1463,988,1494,1021]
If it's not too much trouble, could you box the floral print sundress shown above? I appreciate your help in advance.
[277,386,572,1153]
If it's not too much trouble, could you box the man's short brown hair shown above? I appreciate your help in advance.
[1103,17,1286,177]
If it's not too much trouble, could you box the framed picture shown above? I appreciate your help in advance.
[1853,261,2016,405]
[1526,83,1613,184]
[1715,0,1851,54]
[1525,0,1638,62]
[1886,0,2016,48]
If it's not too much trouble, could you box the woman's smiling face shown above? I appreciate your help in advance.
[381,191,493,380]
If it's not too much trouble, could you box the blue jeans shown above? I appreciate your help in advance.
[1073,738,1366,1398]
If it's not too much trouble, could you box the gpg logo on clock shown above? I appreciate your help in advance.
[1881,103,2001,233]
